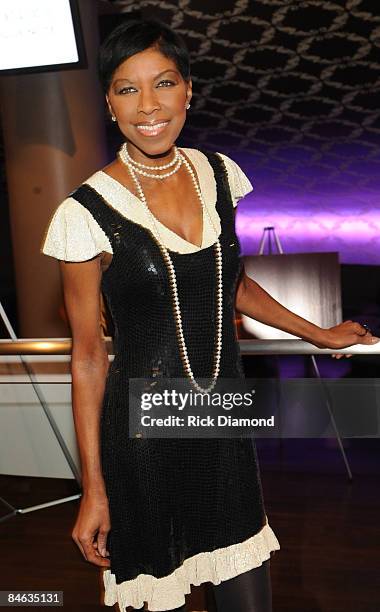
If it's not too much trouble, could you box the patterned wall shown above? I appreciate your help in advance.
[104,0,380,264]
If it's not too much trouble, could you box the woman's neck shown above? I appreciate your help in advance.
[126,142,176,167]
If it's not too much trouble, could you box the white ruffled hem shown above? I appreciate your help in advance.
[102,516,280,611]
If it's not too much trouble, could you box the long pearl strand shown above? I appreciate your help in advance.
[118,146,223,394]
[119,143,182,180]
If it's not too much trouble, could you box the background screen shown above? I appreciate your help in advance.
[0,0,81,72]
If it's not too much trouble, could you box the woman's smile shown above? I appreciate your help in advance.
[134,120,170,137]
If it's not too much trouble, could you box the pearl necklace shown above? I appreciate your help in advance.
[121,143,180,170]
[119,143,182,180]
[118,146,223,394]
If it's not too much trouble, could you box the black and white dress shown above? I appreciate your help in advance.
[42,148,280,612]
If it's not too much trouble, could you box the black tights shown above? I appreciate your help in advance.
[136,559,272,612]
[212,559,272,612]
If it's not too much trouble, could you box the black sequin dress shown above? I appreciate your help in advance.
[66,151,280,611]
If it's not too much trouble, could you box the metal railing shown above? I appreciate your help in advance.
[1,338,379,355]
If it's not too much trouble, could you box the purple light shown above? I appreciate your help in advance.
[236,197,380,264]
[230,150,380,265]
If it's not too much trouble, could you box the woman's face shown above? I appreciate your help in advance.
[106,47,192,160]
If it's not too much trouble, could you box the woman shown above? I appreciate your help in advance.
[41,18,377,612]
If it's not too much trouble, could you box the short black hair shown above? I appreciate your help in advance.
[98,18,191,93]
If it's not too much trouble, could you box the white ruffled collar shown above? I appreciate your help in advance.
[85,148,222,255]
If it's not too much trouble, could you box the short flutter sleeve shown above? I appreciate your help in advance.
[40,197,113,262]
[217,153,253,207]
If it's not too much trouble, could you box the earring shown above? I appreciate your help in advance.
[186,103,191,110]
[111,115,117,122]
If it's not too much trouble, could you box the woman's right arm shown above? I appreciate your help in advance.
[59,255,111,568]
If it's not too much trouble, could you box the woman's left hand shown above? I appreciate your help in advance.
[312,320,379,359]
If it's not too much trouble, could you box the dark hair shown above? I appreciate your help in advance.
[98,18,191,93]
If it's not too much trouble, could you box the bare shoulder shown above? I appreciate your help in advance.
[100,158,121,178]
[99,157,135,194]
